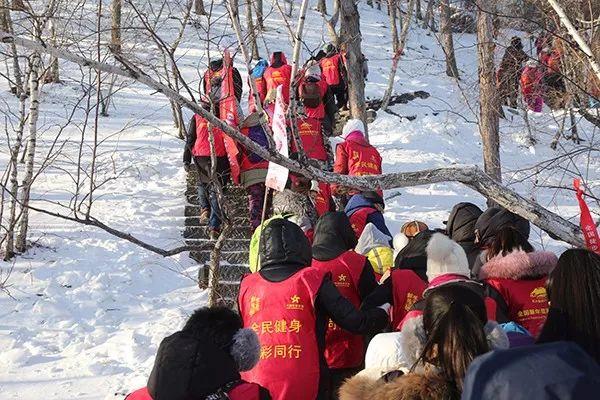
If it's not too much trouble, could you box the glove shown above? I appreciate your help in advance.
[377,303,391,315]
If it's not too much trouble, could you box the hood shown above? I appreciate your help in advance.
[251,59,269,78]
[445,202,483,243]
[209,58,224,72]
[479,250,558,280]
[344,131,367,145]
[345,193,378,217]
[260,218,312,272]
[355,332,406,381]
[270,51,288,68]
[474,207,530,246]
[426,233,470,281]
[462,342,600,400]
[312,211,358,261]
[356,223,392,255]
[147,331,240,400]
[393,232,410,260]
[342,118,365,139]
[339,372,454,400]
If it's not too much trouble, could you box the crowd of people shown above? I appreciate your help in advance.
[497,34,600,112]
[126,198,600,399]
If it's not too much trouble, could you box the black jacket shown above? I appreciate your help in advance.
[147,331,270,400]
[257,218,388,399]
[183,116,230,185]
[445,202,483,270]
[474,207,530,247]
[312,211,378,300]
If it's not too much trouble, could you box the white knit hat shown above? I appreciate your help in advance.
[306,64,321,80]
[426,233,469,281]
[341,119,365,139]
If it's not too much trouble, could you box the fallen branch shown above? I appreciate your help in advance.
[0,30,585,248]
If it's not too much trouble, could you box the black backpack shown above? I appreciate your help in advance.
[301,80,321,108]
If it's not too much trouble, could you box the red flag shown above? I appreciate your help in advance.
[220,49,241,184]
[574,179,600,254]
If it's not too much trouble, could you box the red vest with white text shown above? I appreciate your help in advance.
[348,207,378,239]
[312,251,366,369]
[192,114,227,157]
[264,64,292,104]
[320,54,342,86]
[341,140,382,177]
[291,117,328,161]
[239,268,326,400]
[390,269,427,331]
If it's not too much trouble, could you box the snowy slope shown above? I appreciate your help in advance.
[1,1,599,398]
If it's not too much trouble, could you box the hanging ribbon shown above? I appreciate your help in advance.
[574,179,600,254]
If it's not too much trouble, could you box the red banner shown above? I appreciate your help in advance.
[574,179,600,254]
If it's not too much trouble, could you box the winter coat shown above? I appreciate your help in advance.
[497,45,528,94]
[445,202,483,270]
[244,218,388,399]
[479,251,558,337]
[183,115,231,185]
[462,342,600,400]
[333,133,382,196]
[344,194,391,239]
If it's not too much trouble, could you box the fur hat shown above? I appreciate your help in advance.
[426,233,469,281]
[342,119,365,139]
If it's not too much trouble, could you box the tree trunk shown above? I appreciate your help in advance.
[388,0,399,53]
[2,94,26,260]
[1,0,23,95]
[423,0,435,30]
[440,0,459,78]
[111,0,122,53]
[317,0,327,14]
[194,0,206,15]
[380,0,415,111]
[255,0,264,29]
[45,18,61,83]
[476,0,501,183]
[415,0,423,20]
[321,0,340,46]
[246,0,259,60]
[340,0,368,139]
[11,0,25,10]
[15,52,41,252]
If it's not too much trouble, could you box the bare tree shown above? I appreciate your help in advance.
[246,0,259,60]
[321,0,340,46]
[440,0,459,78]
[423,0,436,31]
[110,0,121,53]
[194,0,206,15]
[317,0,327,14]
[415,0,423,20]
[1,0,24,95]
[388,0,399,53]
[380,0,415,111]
[44,17,60,83]
[476,0,501,183]
[340,0,368,137]
[255,0,264,29]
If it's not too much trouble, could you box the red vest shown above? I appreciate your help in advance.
[314,182,332,217]
[312,251,366,369]
[248,76,267,113]
[292,117,328,161]
[485,277,549,337]
[390,269,427,331]
[125,383,262,400]
[342,140,382,177]
[239,268,326,400]
[264,64,292,104]
[320,54,342,86]
[300,78,328,119]
[192,114,227,157]
[348,207,378,239]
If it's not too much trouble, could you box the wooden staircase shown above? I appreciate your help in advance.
[183,170,252,306]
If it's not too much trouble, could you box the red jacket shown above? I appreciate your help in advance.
[333,132,382,195]
[520,66,544,98]
[291,117,328,161]
[312,251,367,369]
[192,114,227,157]
[239,268,326,400]
[389,269,427,330]
[320,54,343,86]
[265,53,292,104]
[479,251,557,337]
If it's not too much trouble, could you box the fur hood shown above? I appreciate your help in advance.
[479,250,558,280]
[339,372,455,400]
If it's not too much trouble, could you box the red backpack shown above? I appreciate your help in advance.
[300,80,322,109]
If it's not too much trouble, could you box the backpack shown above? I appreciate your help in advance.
[300,80,321,108]
[247,125,269,164]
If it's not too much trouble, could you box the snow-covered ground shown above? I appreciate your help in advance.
[1,1,599,398]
